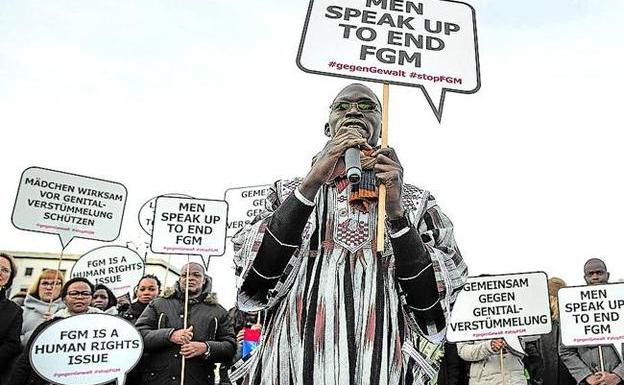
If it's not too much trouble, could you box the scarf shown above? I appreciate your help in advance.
[55,306,102,318]
[325,148,379,213]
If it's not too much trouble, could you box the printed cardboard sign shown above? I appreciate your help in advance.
[448,272,551,353]
[559,283,624,360]
[71,246,145,298]
[150,196,228,258]
[137,193,192,236]
[12,167,127,248]
[297,0,480,120]
[30,314,143,385]
[224,185,271,238]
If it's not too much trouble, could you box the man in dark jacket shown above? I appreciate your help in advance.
[136,262,236,385]
[559,258,623,385]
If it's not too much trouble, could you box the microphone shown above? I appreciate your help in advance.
[345,147,362,184]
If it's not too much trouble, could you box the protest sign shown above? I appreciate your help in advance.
[70,246,145,299]
[447,272,551,353]
[12,167,127,249]
[224,185,271,238]
[150,196,228,262]
[138,193,192,236]
[297,0,480,121]
[150,196,228,384]
[558,283,624,360]
[30,314,143,385]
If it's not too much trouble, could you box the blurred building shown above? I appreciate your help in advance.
[2,249,180,296]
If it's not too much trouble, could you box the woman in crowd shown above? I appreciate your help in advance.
[120,275,162,385]
[91,283,118,314]
[20,269,65,347]
[120,274,161,324]
[0,253,22,385]
[542,277,576,385]
[458,338,527,385]
[8,277,102,385]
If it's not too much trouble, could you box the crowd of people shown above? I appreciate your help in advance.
[1,253,621,385]
[1,84,621,385]
[438,258,622,385]
[0,253,254,385]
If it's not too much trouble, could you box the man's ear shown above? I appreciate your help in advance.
[324,123,331,138]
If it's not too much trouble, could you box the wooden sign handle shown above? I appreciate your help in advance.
[376,83,390,252]
[180,257,191,385]
[500,348,505,385]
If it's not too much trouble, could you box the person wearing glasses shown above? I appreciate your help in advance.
[0,253,22,385]
[230,83,468,385]
[7,277,101,385]
[20,268,66,348]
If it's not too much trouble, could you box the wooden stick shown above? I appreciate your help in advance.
[376,83,390,252]
[180,257,191,385]
[500,348,505,385]
[599,345,605,372]
[47,247,65,313]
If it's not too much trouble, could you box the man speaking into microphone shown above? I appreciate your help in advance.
[230,83,467,385]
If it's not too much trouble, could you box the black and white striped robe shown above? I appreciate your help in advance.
[231,178,468,385]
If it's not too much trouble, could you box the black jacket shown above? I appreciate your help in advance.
[120,300,149,325]
[542,320,576,385]
[0,289,22,385]
[438,343,469,385]
[119,301,149,385]
[135,283,236,385]
[6,318,57,385]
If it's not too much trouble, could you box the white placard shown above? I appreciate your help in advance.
[150,196,228,258]
[30,314,143,385]
[558,283,624,359]
[224,185,271,238]
[70,246,145,298]
[448,272,551,353]
[137,193,192,236]
[297,0,480,121]
[12,167,127,248]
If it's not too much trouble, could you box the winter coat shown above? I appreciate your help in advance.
[7,317,59,385]
[119,301,150,385]
[7,307,103,385]
[559,339,624,384]
[20,294,65,348]
[0,288,23,385]
[539,321,575,385]
[522,337,543,385]
[103,306,118,315]
[120,301,149,325]
[438,343,470,385]
[458,340,527,385]
[135,283,236,385]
